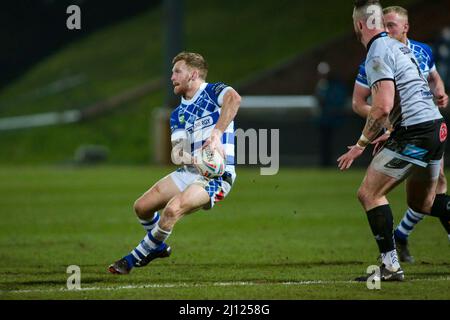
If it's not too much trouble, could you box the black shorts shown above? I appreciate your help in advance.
[382,118,447,167]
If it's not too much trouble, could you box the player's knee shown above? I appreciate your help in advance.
[163,200,182,221]
[357,187,370,206]
[408,203,425,214]
[133,198,147,218]
[134,186,162,218]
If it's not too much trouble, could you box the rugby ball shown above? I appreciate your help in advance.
[194,146,225,178]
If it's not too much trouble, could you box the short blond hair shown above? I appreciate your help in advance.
[172,52,208,80]
[383,6,409,20]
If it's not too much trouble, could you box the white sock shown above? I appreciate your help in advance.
[138,212,160,232]
[150,224,172,243]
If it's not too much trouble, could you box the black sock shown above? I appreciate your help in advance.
[431,194,450,234]
[366,205,395,254]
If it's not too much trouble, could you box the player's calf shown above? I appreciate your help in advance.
[356,165,401,211]
[134,196,161,232]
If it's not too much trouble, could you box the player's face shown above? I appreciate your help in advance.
[171,60,193,96]
[384,12,408,42]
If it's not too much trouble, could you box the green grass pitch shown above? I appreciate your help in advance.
[1,166,449,299]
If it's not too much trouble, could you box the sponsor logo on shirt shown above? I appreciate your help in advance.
[194,116,213,131]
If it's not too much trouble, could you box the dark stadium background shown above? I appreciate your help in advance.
[1,0,449,167]
[2,0,450,301]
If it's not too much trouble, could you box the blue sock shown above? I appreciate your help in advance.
[124,253,138,269]
[125,225,172,267]
[394,207,425,244]
[139,212,160,232]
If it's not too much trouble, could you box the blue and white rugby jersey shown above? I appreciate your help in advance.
[356,37,437,89]
[170,82,236,183]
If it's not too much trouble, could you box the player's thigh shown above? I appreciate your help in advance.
[178,183,211,214]
[165,183,210,218]
[406,161,440,212]
[358,146,414,210]
[135,174,182,214]
[362,146,417,196]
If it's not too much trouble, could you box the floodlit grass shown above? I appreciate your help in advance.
[1,166,449,299]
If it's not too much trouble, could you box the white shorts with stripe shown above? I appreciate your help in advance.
[169,166,232,210]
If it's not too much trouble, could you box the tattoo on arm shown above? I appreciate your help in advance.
[364,114,384,138]
[371,82,381,94]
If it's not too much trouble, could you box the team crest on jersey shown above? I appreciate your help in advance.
[370,57,382,73]
[178,114,185,124]
[399,46,411,55]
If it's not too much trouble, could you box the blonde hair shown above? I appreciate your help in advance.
[383,6,409,21]
[172,52,208,80]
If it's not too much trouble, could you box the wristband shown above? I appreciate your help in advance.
[357,134,370,148]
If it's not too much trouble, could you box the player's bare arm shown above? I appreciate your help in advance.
[362,81,394,139]
[338,80,395,170]
[352,82,394,130]
[204,88,241,157]
[428,70,449,108]
[352,82,372,118]
[352,82,393,155]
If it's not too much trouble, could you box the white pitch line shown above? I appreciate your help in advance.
[2,277,450,294]
[2,281,336,294]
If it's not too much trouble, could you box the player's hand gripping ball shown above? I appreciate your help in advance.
[195,145,225,178]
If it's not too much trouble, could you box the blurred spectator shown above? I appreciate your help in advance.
[315,62,348,167]
[435,27,450,90]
